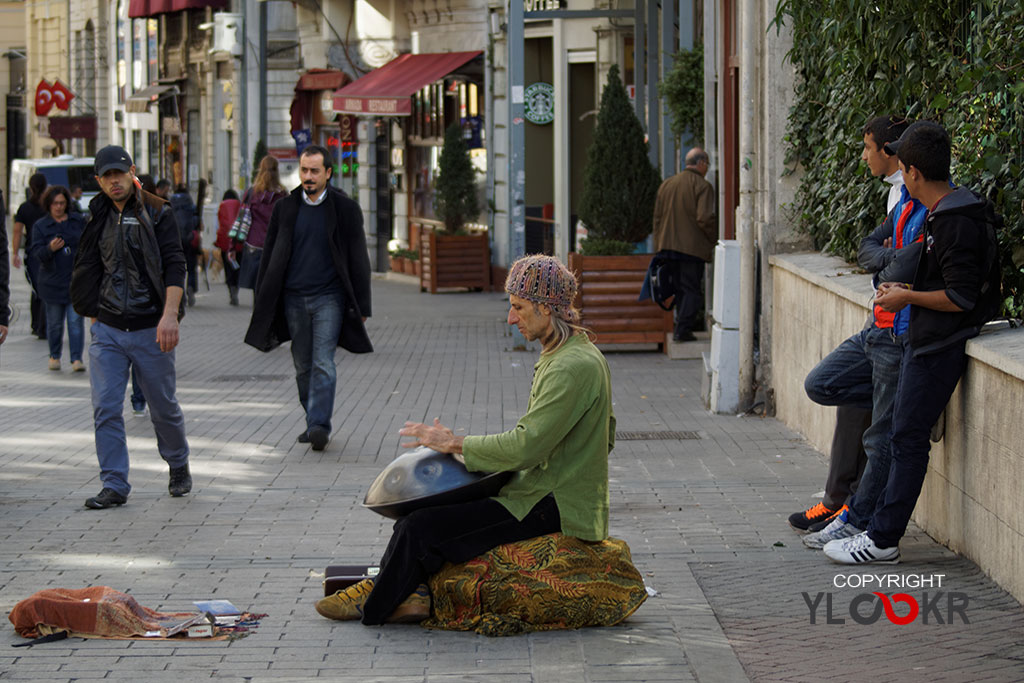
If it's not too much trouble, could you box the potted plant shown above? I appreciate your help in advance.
[419,122,491,293]
[569,64,671,346]
[404,249,419,276]
[389,248,407,273]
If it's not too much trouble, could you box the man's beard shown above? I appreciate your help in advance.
[303,183,320,196]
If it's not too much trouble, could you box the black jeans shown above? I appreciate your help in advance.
[867,340,967,548]
[361,495,561,625]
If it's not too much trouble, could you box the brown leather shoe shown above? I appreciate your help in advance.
[315,578,374,620]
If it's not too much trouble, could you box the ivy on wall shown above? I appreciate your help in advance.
[659,44,704,145]
[773,0,1024,314]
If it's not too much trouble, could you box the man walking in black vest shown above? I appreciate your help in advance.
[244,145,372,451]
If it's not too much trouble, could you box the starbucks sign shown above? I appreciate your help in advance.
[524,82,554,125]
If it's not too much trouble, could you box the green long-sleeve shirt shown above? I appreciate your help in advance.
[462,333,615,541]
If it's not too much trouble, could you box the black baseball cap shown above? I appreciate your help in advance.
[94,145,134,176]
[883,120,944,157]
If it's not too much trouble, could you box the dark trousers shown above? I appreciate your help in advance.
[867,340,967,548]
[361,495,561,625]
[25,256,46,338]
[823,405,871,510]
[660,250,705,338]
[185,250,198,294]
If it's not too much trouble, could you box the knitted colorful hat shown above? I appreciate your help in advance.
[505,255,579,322]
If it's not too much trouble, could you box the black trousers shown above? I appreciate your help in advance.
[659,250,705,338]
[361,495,560,625]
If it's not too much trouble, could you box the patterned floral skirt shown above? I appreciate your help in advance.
[424,533,648,637]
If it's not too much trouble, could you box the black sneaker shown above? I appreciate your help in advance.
[308,427,329,451]
[297,430,311,444]
[806,505,848,532]
[168,464,192,497]
[788,502,838,532]
[85,488,127,509]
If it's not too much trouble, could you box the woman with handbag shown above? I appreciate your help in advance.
[216,189,243,305]
[237,156,287,291]
[29,186,86,372]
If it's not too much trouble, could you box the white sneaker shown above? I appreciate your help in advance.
[803,509,862,549]
[823,531,899,564]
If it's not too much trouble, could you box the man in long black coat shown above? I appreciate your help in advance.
[244,144,372,451]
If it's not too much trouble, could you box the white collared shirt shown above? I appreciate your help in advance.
[883,169,903,214]
[302,187,328,206]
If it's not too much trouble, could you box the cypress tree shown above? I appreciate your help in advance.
[578,64,661,254]
[434,122,479,233]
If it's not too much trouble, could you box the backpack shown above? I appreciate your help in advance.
[649,255,676,311]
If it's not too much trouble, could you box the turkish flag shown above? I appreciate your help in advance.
[51,80,74,111]
[35,79,54,117]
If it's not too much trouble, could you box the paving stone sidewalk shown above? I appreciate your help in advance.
[0,270,1021,682]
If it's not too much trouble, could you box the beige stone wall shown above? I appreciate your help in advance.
[26,0,69,157]
[0,0,25,193]
[771,252,1024,603]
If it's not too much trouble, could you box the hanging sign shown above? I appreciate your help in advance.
[524,82,554,125]
[524,0,564,10]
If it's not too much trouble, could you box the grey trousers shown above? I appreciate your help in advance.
[822,405,871,510]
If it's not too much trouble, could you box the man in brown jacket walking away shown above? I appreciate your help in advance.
[651,147,717,342]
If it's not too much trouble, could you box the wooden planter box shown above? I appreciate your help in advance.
[419,229,491,293]
[567,252,673,347]
[390,256,405,273]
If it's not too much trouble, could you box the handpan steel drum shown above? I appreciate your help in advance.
[363,447,513,519]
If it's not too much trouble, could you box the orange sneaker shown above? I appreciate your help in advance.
[788,501,838,533]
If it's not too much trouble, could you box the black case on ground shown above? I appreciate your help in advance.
[323,564,379,596]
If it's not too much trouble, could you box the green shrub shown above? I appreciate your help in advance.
[578,64,661,254]
[659,44,704,145]
[774,0,1024,315]
[434,122,479,234]
[579,238,636,256]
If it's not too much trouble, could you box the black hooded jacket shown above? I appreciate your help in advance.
[908,186,1001,355]
[71,187,186,330]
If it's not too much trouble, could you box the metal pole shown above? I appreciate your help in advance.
[508,0,527,347]
[259,0,267,143]
[661,0,677,177]
[738,0,757,409]
[633,0,644,126]
[646,0,658,168]
[239,7,249,186]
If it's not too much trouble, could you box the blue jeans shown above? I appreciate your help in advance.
[88,322,190,496]
[868,340,968,548]
[804,326,903,521]
[130,364,146,411]
[284,291,343,433]
[44,301,84,362]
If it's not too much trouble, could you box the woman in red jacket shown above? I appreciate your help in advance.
[215,189,243,305]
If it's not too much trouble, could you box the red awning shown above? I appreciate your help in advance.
[128,0,227,18]
[332,51,482,116]
[296,69,350,92]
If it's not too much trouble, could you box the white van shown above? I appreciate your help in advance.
[8,155,99,215]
